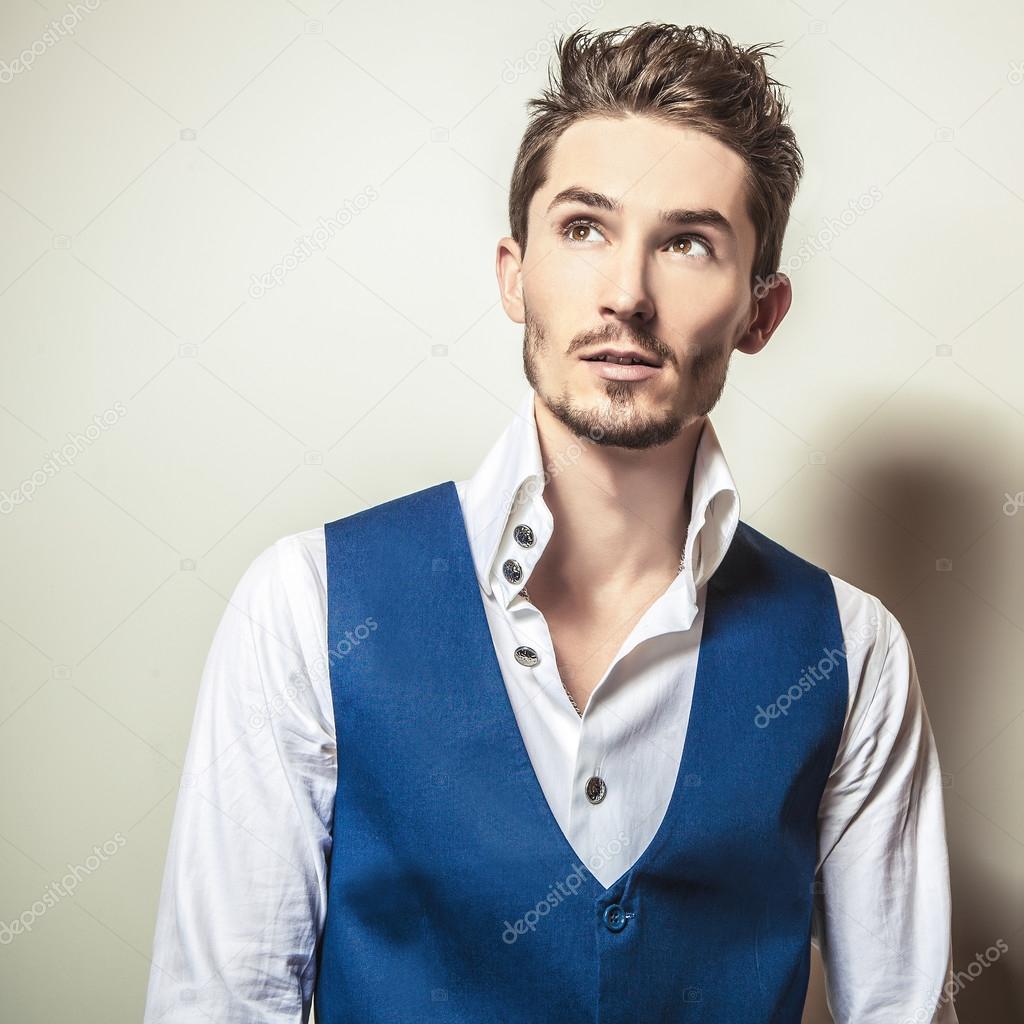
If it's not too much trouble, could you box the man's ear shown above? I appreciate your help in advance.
[496,236,525,324]
[735,271,793,355]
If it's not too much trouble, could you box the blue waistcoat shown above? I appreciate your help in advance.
[313,479,848,1023]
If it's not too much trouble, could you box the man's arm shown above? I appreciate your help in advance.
[143,535,335,1024]
[813,593,957,1023]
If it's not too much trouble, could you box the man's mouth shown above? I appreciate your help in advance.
[579,348,663,368]
[580,348,665,382]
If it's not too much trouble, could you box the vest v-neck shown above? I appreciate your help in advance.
[443,478,715,900]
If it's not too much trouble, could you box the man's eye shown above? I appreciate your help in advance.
[563,218,604,243]
[562,219,712,258]
[668,236,713,259]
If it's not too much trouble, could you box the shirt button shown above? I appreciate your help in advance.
[502,558,523,585]
[603,903,628,932]
[514,646,539,667]
[585,776,607,804]
[513,524,535,547]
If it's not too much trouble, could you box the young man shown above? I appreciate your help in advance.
[144,23,958,1024]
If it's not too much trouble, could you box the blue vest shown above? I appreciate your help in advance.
[313,480,848,1022]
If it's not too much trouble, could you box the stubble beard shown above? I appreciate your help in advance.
[522,303,734,451]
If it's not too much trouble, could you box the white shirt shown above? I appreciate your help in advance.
[143,386,958,1024]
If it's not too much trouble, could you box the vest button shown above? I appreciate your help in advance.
[514,646,539,667]
[585,775,607,804]
[603,903,628,932]
[513,523,535,547]
[502,558,523,585]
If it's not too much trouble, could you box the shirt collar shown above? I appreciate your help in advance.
[459,385,741,618]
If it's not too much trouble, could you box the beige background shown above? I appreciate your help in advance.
[1,0,1022,1020]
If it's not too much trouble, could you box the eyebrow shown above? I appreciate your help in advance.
[545,186,736,240]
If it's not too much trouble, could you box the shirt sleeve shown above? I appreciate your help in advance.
[143,533,336,1024]
[812,593,958,1023]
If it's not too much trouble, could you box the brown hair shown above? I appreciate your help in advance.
[507,22,804,291]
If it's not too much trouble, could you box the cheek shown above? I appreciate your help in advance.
[658,275,746,341]
[524,252,591,316]
[546,250,598,294]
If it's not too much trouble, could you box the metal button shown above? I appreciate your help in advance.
[513,524,535,547]
[514,646,539,667]
[502,558,523,585]
[585,776,607,804]
[603,903,628,932]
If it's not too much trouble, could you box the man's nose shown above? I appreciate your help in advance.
[596,245,655,325]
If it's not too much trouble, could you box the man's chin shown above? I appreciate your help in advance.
[539,386,685,450]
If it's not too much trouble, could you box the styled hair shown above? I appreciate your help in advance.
[507,22,804,291]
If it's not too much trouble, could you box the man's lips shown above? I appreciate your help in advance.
[578,345,665,381]
[582,359,662,382]
[579,347,663,367]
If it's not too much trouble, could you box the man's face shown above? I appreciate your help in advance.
[505,114,766,449]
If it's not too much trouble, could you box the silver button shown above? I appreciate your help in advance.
[502,558,523,585]
[514,646,539,667]
[513,524,535,547]
[585,776,607,804]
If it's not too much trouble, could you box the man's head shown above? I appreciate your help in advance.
[496,23,803,450]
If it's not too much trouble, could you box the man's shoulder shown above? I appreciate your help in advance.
[732,524,921,745]
[265,479,459,593]
[232,524,327,616]
[731,519,897,654]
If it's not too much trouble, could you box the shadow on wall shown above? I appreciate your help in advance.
[752,389,1024,1023]
[837,392,1020,1024]
[828,396,1022,1024]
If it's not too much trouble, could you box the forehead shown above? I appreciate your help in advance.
[532,114,755,257]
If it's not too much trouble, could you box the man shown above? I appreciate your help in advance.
[144,22,957,1024]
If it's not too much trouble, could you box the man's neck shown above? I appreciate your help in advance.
[527,394,703,614]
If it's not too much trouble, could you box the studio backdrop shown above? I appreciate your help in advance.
[0,1,1021,1021]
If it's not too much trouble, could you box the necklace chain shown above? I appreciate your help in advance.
[518,549,687,718]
